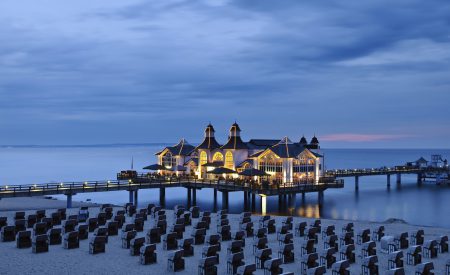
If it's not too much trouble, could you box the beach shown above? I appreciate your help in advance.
[0,197,449,274]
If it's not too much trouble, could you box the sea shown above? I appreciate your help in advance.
[1,145,449,228]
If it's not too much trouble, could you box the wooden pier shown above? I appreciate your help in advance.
[326,166,450,190]
[0,176,344,209]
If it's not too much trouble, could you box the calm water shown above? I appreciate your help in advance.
[0,146,449,228]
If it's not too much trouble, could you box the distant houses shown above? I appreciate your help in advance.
[154,123,324,184]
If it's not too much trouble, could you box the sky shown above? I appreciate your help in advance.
[0,0,449,148]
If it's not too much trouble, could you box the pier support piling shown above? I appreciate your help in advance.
[251,193,256,212]
[134,190,138,206]
[387,174,391,187]
[192,188,197,206]
[129,190,134,204]
[222,191,229,210]
[318,191,324,206]
[417,173,423,186]
[243,191,248,210]
[396,173,401,186]
[355,176,359,191]
[187,188,191,208]
[159,188,165,207]
[213,189,217,212]
[66,194,73,208]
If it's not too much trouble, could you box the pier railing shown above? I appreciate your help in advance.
[325,166,449,177]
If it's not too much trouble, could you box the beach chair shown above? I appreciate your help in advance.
[381,236,397,253]
[446,259,450,275]
[387,268,405,275]
[319,247,336,268]
[68,214,78,221]
[301,239,316,256]
[106,221,118,236]
[97,212,107,226]
[241,222,254,237]
[411,230,425,246]
[164,232,178,250]
[183,212,192,226]
[47,228,62,245]
[33,222,47,236]
[296,222,307,237]
[89,236,106,254]
[311,220,321,232]
[102,207,113,220]
[278,233,293,246]
[122,223,135,232]
[372,225,385,242]
[76,224,89,240]
[0,217,7,230]
[361,241,376,257]
[140,244,157,265]
[388,251,404,269]
[130,236,145,256]
[255,227,267,240]
[150,206,162,218]
[258,215,271,228]
[32,234,49,253]
[138,208,148,221]
[219,225,232,241]
[190,206,200,219]
[306,265,326,275]
[255,248,272,269]
[305,227,319,244]
[394,232,409,249]
[282,216,293,231]
[253,237,268,254]
[51,212,61,226]
[324,234,338,250]
[266,219,276,234]
[322,225,335,240]
[227,251,244,274]
[201,216,211,230]
[277,225,289,240]
[278,243,294,263]
[206,234,221,251]
[114,214,125,228]
[87,218,98,232]
[16,230,32,248]
[192,228,206,245]
[194,220,207,230]
[94,226,109,243]
[15,219,26,233]
[116,209,126,216]
[339,244,355,263]
[357,229,371,245]
[234,230,246,246]
[14,212,25,221]
[406,245,422,265]
[147,227,161,244]
[236,264,256,275]
[157,220,167,235]
[415,262,434,275]
[263,258,283,275]
[217,218,229,231]
[198,256,218,275]
[228,240,244,255]
[202,244,220,263]
[437,235,449,253]
[133,217,144,232]
[341,223,354,234]
[41,217,53,231]
[146,203,155,214]
[331,259,350,275]
[36,210,46,221]
[361,255,378,275]
[170,224,185,239]
[167,249,185,272]
[78,207,89,222]
[301,253,319,274]
[127,205,136,217]
[339,232,354,246]
[423,240,438,258]
[64,231,79,249]
[57,208,67,220]
[62,220,78,234]
[121,230,136,249]
[26,214,37,229]
[179,238,194,257]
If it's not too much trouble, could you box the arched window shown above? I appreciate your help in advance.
[213,152,223,162]
[225,151,234,169]
[200,151,207,166]
[162,152,176,168]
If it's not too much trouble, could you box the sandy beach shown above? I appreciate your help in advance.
[0,197,449,274]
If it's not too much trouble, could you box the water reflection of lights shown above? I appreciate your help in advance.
[297,204,320,218]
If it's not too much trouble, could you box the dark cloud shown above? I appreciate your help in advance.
[0,0,449,147]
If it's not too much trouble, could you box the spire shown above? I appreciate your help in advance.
[230,122,241,137]
[299,135,307,145]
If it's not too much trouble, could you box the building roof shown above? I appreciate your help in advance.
[184,158,198,166]
[299,136,308,145]
[221,136,248,150]
[155,139,195,156]
[196,136,221,150]
[415,157,428,163]
[310,135,319,144]
[236,159,254,168]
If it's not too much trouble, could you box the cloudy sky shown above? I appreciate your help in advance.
[1,0,449,148]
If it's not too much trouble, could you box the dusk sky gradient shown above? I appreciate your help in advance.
[1,0,449,148]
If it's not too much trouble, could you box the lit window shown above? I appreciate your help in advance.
[213,152,224,162]
[200,151,207,166]
[225,151,234,169]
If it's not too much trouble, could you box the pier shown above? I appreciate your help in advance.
[0,175,344,209]
[326,166,450,190]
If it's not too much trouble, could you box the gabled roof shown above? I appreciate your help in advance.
[221,136,248,150]
[155,139,195,156]
[416,157,428,163]
[249,150,264,158]
[184,158,198,166]
[237,159,254,168]
[196,136,221,150]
